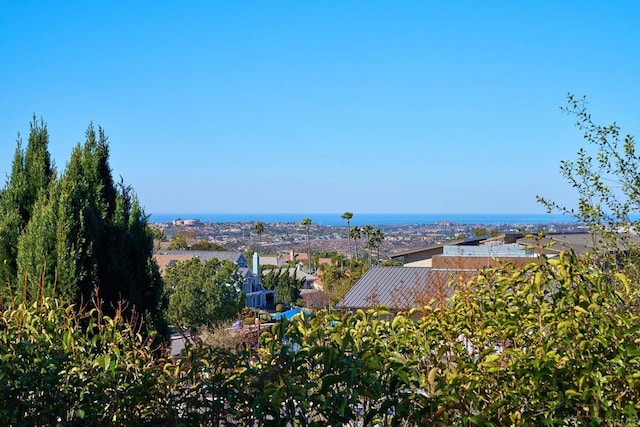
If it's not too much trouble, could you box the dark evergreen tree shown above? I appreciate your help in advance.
[15,182,59,300]
[5,118,167,337]
[23,118,54,216]
[261,267,304,304]
[0,117,53,293]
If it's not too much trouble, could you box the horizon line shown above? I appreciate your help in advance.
[147,211,563,215]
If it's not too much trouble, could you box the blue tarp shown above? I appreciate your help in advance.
[271,308,305,321]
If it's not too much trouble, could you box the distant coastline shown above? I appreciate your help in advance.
[148,212,576,227]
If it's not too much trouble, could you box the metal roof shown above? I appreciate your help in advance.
[336,266,473,310]
[390,243,446,259]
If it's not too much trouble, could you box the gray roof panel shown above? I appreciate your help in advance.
[156,250,246,266]
[337,266,471,310]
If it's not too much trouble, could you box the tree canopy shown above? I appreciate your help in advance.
[4,251,640,425]
[189,240,227,251]
[164,257,244,330]
[0,117,53,289]
[0,118,166,337]
[538,95,640,299]
[261,266,304,304]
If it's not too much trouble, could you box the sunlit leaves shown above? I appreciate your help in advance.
[164,257,245,330]
[0,298,170,425]
[3,253,640,424]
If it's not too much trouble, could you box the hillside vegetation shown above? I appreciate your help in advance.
[2,98,640,425]
[2,253,640,425]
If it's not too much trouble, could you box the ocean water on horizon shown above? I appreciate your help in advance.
[148,212,577,226]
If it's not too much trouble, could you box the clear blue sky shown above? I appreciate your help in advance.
[1,1,639,215]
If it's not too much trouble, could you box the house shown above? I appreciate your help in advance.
[430,241,541,270]
[389,235,496,267]
[258,255,286,268]
[340,231,640,311]
[154,250,274,308]
[389,244,446,267]
[336,266,474,311]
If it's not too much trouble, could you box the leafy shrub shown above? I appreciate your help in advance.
[0,297,172,425]
[196,322,246,350]
[3,252,639,425]
[259,312,272,321]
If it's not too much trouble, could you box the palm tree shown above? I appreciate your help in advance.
[370,228,385,264]
[300,218,312,272]
[330,252,347,269]
[341,212,353,260]
[349,226,361,262]
[254,221,265,250]
[361,225,375,265]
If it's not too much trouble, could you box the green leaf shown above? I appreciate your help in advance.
[62,330,73,350]
[615,272,631,295]
[483,354,500,364]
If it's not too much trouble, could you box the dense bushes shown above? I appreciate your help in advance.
[2,252,640,425]
[238,253,640,424]
[0,297,171,425]
[164,257,245,331]
[431,252,640,423]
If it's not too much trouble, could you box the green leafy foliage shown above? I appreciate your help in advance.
[2,253,640,424]
[246,254,640,424]
[164,257,245,330]
[1,119,166,337]
[538,94,640,313]
[434,252,640,423]
[261,267,304,304]
[167,232,189,250]
[0,296,172,425]
[189,240,226,251]
[539,95,640,233]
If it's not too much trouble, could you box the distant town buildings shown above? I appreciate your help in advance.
[172,218,200,226]
[152,217,585,258]
[338,231,634,311]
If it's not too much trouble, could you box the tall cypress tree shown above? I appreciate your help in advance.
[7,118,166,337]
[23,117,53,216]
[0,143,26,291]
[15,182,59,300]
[54,141,96,305]
[0,117,53,293]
